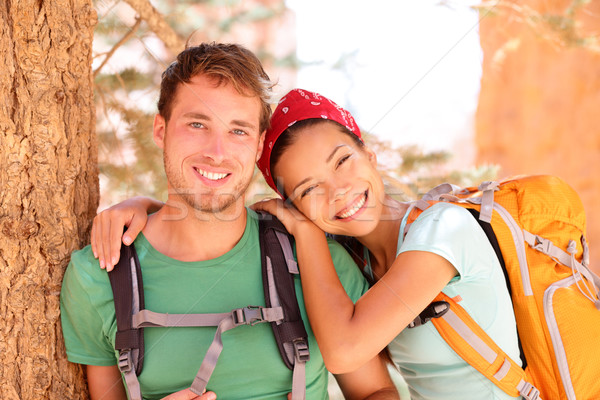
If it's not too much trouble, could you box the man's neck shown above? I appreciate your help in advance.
[142,199,249,262]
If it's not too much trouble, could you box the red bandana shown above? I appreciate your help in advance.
[257,88,362,195]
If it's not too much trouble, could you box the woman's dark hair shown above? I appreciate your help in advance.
[269,118,364,197]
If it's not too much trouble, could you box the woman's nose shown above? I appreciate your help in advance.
[329,183,351,204]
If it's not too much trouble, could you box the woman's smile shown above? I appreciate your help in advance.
[335,190,368,220]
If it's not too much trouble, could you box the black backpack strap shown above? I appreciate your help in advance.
[257,212,309,400]
[108,241,145,400]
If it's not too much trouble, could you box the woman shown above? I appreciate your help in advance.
[93,89,522,399]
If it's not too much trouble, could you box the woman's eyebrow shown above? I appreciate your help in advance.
[290,145,349,197]
[326,145,347,163]
[292,177,312,196]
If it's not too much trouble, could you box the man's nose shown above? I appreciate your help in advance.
[204,131,227,163]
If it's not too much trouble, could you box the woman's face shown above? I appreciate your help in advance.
[273,122,386,237]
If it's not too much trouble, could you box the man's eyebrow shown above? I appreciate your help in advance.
[231,119,257,130]
[182,112,211,120]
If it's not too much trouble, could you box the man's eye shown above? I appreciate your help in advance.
[336,154,351,168]
[190,122,204,129]
[232,129,248,136]
[300,186,316,198]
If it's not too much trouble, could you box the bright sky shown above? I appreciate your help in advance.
[286,0,482,167]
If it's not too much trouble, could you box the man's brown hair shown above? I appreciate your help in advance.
[158,42,273,133]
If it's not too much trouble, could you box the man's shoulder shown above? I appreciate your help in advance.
[69,244,97,266]
[64,244,110,291]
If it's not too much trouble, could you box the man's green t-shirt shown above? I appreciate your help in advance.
[60,209,369,399]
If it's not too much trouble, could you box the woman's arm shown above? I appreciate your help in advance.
[334,354,399,400]
[253,199,457,374]
[316,249,456,373]
[91,196,163,271]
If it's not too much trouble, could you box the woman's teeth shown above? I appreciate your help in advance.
[195,167,228,181]
[338,192,367,219]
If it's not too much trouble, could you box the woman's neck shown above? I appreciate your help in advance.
[357,196,410,280]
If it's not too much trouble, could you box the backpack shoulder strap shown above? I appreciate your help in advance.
[430,292,539,400]
[257,212,309,400]
[405,197,540,400]
[108,241,145,400]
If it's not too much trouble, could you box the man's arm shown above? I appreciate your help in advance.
[86,365,218,400]
[334,353,400,400]
[87,365,127,400]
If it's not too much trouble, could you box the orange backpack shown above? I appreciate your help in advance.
[405,175,600,400]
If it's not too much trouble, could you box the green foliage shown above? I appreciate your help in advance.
[362,132,498,202]
[95,68,154,91]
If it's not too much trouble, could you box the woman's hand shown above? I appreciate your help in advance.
[250,198,322,238]
[91,196,163,271]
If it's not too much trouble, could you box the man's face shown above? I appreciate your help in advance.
[153,74,265,215]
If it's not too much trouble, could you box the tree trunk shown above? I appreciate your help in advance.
[0,1,97,398]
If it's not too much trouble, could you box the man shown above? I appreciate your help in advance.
[60,43,398,399]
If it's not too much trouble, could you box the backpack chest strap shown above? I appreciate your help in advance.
[132,306,284,328]
[118,305,285,399]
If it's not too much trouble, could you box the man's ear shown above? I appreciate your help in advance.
[153,114,166,149]
[255,130,266,162]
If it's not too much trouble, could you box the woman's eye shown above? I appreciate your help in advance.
[336,154,351,168]
[300,186,316,198]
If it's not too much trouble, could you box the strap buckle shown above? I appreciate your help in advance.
[532,235,552,255]
[519,381,541,400]
[293,339,310,363]
[232,306,265,326]
[117,350,134,373]
[408,301,450,328]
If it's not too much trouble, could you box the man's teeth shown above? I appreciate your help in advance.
[338,193,366,219]
[195,168,228,181]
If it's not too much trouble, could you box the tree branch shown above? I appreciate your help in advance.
[121,0,185,55]
[94,17,142,77]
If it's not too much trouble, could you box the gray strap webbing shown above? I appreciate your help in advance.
[119,351,142,400]
[132,307,284,328]
[188,306,287,396]
[291,353,306,400]
[275,230,299,274]
[133,309,230,328]
[523,230,600,308]
[422,183,459,201]
[117,257,143,400]
[129,257,142,373]
[266,257,282,318]
[441,308,542,400]
[127,306,285,398]
[190,316,237,396]
[517,379,542,400]
[442,308,497,364]
[267,256,306,400]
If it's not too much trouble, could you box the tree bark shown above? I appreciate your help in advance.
[0,0,97,398]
